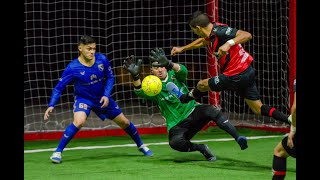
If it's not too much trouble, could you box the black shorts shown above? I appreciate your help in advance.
[281,134,296,158]
[208,65,260,100]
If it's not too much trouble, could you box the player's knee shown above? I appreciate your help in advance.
[73,119,86,128]
[73,111,87,128]
[205,106,223,122]
[245,99,262,115]
[120,121,130,129]
[196,79,210,92]
[113,114,130,128]
[250,104,262,115]
[169,136,187,152]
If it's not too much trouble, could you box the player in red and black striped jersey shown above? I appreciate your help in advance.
[170,11,290,125]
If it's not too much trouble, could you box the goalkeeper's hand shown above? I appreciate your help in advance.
[123,55,143,81]
[149,48,174,70]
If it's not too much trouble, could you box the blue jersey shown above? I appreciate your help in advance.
[48,53,114,107]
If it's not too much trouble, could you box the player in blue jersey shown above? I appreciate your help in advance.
[272,79,296,179]
[44,35,153,164]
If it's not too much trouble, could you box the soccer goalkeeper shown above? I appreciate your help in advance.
[123,48,248,162]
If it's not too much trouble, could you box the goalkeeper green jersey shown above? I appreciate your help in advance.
[134,64,200,131]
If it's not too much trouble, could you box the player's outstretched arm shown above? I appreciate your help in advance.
[150,48,180,72]
[171,38,207,56]
[149,48,174,70]
[123,55,142,87]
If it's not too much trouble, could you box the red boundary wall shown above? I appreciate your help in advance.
[24,125,289,141]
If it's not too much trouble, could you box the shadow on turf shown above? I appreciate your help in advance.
[158,155,296,173]
[63,151,153,162]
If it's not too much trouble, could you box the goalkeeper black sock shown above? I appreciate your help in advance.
[180,94,195,103]
[192,88,207,99]
[215,114,239,140]
[180,88,207,103]
[261,105,290,124]
[272,155,287,180]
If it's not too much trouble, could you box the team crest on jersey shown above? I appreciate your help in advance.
[171,75,176,81]
[214,76,220,84]
[90,74,97,80]
[98,64,104,71]
[225,27,232,35]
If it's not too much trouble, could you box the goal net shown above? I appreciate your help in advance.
[24,0,293,135]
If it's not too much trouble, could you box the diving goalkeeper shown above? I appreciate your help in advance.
[123,48,248,162]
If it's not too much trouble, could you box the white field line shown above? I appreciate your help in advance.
[24,135,285,154]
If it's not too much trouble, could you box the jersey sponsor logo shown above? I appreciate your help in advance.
[171,75,176,81]
[160,94,174,101]
[80,71,85,75]
[238,48,249,63]
[225,27,232,35]
[98,64,104,71]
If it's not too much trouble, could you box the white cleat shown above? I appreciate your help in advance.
[50,152,62,164]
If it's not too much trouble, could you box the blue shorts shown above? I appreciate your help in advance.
[73,96,122,121]
[208,65,260,100]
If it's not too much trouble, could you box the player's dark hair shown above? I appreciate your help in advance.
[78,35,96,45]
[188,11,210,28]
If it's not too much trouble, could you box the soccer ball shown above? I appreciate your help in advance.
[141,75,162,96]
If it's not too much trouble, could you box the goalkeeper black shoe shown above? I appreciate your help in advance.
[237,136,248,150]
[199,144,217,162]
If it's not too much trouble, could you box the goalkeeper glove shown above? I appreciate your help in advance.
[123,55,143,81]
[149,48,174,70]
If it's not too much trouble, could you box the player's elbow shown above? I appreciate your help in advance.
[238,30,252,41]
[246,32,252,40]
